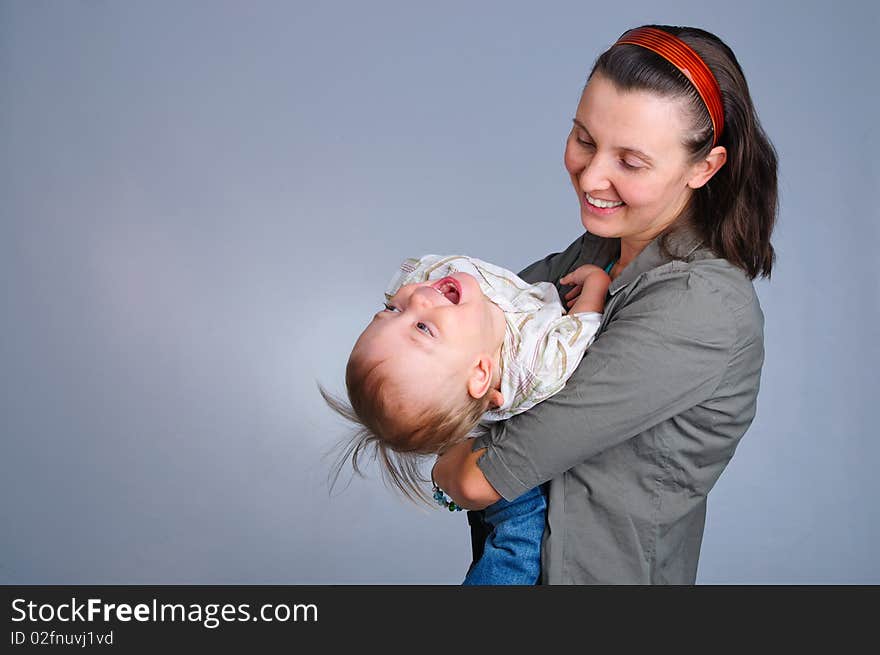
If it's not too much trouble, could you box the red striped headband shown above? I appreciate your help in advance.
[615,27,725,146]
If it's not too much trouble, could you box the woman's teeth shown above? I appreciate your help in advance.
[586,193,624,209]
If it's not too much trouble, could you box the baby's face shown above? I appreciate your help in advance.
[352,272,501,398]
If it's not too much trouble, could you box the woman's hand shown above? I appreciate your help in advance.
[432,440,501,510]
[560,264,611,314]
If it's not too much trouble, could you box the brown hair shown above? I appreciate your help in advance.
[319,348,492,505]
[592,25,778,279]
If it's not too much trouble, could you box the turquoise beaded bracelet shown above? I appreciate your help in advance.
[432,484,463,511]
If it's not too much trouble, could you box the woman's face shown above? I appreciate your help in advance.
[564,72,705,246]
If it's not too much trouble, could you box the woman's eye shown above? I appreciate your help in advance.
[621,158,643,171]
[383,303,400,312]
[416,322,433,336]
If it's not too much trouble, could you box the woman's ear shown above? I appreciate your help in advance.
[687,145,727,189]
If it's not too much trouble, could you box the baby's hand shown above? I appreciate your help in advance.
[559,264,611,314]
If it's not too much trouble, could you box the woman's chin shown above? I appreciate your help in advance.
[580,210,622,238]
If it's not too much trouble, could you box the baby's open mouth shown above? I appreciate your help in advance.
[432,277,461,305]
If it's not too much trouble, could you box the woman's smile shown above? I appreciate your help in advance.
[583,192,625,215]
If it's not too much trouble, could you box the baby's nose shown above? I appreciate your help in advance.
[410,286,439,308]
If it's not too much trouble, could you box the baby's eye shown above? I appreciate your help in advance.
[416,322,433,336]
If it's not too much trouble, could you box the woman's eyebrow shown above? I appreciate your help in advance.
[572,118,590,134]
[572,118,653,163]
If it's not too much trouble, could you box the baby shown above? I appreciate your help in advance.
[323,254,611,583]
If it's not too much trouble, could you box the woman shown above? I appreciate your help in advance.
[433,24,777,584]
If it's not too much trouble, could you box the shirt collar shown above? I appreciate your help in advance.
[589,223,705,296]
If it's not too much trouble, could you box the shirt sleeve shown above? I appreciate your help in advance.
[472,269,738,501]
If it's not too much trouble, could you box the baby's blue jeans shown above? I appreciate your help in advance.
[461,484,546,585]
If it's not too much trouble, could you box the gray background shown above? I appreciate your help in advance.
[2,0,877,584]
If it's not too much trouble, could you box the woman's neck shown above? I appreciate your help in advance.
[614,237,651,277]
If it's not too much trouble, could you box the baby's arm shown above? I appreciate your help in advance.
[559,264,611,314]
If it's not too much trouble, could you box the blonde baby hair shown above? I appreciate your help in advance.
[320,348,492,505]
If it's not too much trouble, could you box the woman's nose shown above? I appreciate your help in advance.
[579,153,612,192]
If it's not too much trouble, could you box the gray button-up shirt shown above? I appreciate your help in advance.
[472,227,765,584]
